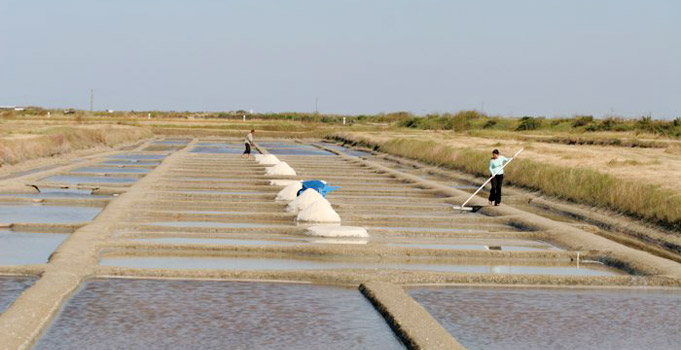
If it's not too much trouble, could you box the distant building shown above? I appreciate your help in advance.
[0,106,26,111]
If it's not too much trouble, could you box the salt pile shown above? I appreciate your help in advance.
[266,162,296,176]
[286,189,325,213]
[255,154,280,165]
[276,182,303,201]
[310,238,369,245]
[306,225,369,238]
[297,200,341,222]
[270,179,300,187]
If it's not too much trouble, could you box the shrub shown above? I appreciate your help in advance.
[636,115,654,132]
[398,110,485,131]
[572,115,593,127]
[483,119,498,128]
[550,118,569,126]
[516,116,543,131]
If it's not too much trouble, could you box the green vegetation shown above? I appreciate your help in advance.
[397,110,484,131]
[331,132,681,231]
[395,111,681,138]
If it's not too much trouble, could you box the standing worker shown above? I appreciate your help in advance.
[242,129,255,159]
[488,149,512,206]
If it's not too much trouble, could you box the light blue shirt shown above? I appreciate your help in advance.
[489,156,511,175]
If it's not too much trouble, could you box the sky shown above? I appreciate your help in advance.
[1,0,679,118]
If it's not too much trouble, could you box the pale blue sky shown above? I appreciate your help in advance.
[1,0,679,117]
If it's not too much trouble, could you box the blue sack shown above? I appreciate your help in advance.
[297,180,340,198]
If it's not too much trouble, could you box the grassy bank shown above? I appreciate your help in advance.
[0,125,152,166]
[330,132,681,231]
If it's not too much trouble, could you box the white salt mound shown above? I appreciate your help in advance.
[266,162,296,176]
[297,200,341,223]
[257,154,280,165]
[276,182,303,201]
[310,238,369,245]
[286,189,326,213]
[306,225,369,238]
[270,179,300,187]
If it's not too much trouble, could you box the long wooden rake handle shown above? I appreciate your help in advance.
[459,148,523,209]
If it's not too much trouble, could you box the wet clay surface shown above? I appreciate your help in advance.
[35,279,405,350]
[410,286,681,350]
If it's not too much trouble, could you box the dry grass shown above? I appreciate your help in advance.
[332,132,681,230]
[665,145,681,155]
[0,125,152,166]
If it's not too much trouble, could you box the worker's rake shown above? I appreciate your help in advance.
[452,148,524,212]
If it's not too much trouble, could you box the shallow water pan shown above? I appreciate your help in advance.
[257,142,306,148]
[267,147,335,156]
[190,147,243,154]
[196,142,241,147]
[314,143,373,157]
[0,276,35,314]
[35,279,405,349]
[108,153,167,160]
[390,242,559,252]
[73,167,151,174]
[43,175,138,185]
[0,204,101,224]
[0,230,68,265]
[0,188,110,199]
[100,160,160,166]
[409,286,681,350]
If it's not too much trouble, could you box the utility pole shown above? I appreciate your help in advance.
[90,89,94,112]
[315,97,318,114]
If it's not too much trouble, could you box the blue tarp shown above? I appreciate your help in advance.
[297,180,340,198]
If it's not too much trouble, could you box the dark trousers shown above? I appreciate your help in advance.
[488,174,503,205]
[243,143,251,155]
